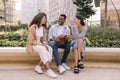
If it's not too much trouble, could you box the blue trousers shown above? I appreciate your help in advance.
[50,41,71,66]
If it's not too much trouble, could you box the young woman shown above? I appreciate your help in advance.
[26,12,57,78]
[71,14,88,74]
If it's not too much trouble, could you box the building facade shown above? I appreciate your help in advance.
[0,0,16,23]
[49,0,76,25]
[48,0,101,25]
[101,0,120,25]
[0,0,4,22]
[21,0,45,24]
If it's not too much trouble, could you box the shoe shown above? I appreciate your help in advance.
[78,60,84,69]
[34,65,43,74]
[78,63,84,69]
[62,63,71,70]
[46,69,57,78]
[74,66,79,74]
[58,65,66,74]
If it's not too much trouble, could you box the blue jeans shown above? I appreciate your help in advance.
[50,41,71,66]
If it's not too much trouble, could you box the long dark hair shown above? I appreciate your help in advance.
[28,12,47,29]
[76,14,85,26]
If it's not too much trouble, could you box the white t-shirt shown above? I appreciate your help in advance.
[57,26,63,36]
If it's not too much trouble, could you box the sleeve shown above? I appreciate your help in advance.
[66,27,70,35]
[72,26,88,39]
[27,26,38,45]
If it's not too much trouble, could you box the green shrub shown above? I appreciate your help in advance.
[86,26,120,47]
[0,24,27,32]
[0,25,120,47]
[0,30,27,47]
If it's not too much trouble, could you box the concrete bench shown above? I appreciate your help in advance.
[0,47,120,63]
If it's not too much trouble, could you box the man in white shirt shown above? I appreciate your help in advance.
[48,14,71,74]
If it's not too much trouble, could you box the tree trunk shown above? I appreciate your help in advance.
[103,0,107,37]
[2,0,7,31]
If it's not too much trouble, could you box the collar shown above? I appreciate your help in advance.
[56,24,67,28]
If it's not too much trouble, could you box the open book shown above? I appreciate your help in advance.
[55,35,91,45]
[55,34,73,42]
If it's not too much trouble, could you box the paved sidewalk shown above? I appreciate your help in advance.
[0,62,120,80]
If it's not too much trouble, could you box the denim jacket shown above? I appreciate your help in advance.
[48,24,70,41]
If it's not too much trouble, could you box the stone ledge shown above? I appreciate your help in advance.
[0,47,120,63]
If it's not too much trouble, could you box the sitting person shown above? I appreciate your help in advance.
[71,14,88,74]
[48,14,71,74]
[26,12,57,78]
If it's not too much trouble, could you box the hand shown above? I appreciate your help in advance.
[64,35,69,40]
[45,46,49,51]
[41,43,46,46]
[50,38,56,41]
[55,35,66,42]
[85,37,91,46]
[64,35,73,40]
[41,43,49,51]
[57,35,65,39]
[73,23,78,28]
[41,36,45,41]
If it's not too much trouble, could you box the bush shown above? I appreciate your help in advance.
[0,24,27,32]
[0,25,120,47]
[86,26,120,47]
[0,30,27,47]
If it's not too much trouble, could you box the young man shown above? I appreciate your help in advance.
[48,14,71,74]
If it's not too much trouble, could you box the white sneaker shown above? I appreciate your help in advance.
[34,65,43,74]
[62,63,71,70]
[58,65,66,74]
[46,69,57,78]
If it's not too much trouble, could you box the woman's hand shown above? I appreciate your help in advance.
[85,37,91,46]
[41,43,49,51]
[50,38,56,41]
[40,36,45,43]
[64,35,73,40]
[41,43,46,46]
[73,22,78,28]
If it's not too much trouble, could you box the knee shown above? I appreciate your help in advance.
[77,39,83,45]
[50,41,56,47]
[77,39,82,42]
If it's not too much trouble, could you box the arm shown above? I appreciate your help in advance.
[27,26,38,45]
[71,26,88,39]
[40,27,47,44]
